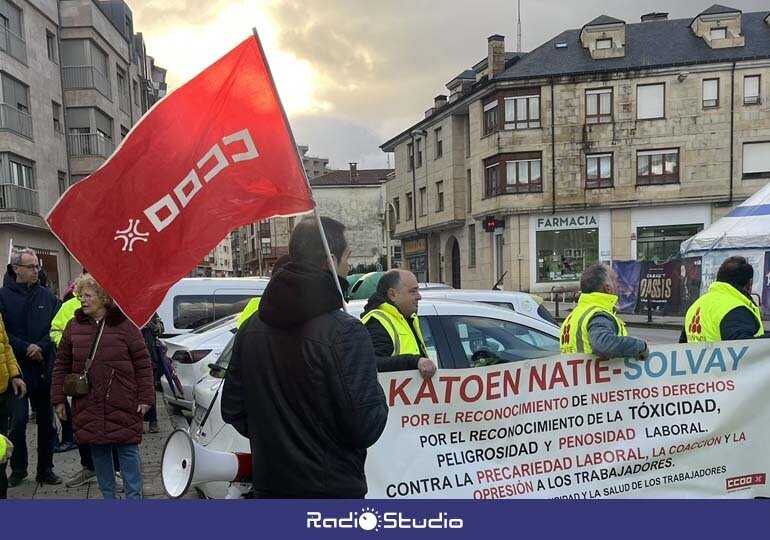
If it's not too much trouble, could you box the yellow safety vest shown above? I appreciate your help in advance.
[0,434,7,464]
[684,281,764,342]
[560,292,628,354]
[236,297,261,329]
[361,302,427,357]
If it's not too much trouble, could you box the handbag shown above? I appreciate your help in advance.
[63,319,105,398]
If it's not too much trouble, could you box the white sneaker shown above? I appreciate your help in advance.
[65,468,96,488]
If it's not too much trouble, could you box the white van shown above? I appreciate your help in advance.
[156,277,269,337]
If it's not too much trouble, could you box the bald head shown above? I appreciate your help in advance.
[377,269,421,317]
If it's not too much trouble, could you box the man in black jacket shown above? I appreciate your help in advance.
[221,216,388,498]
[361,269,437,378]
[0,249,62,486]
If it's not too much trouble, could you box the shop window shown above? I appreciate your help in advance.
[536,228,598,283]
[636,224,703,262]
[586,88,612,124]
[586,153,613,189]
[637,148,679,186]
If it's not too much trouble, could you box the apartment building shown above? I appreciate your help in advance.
[381,5,770,294]
[0,0,165,294]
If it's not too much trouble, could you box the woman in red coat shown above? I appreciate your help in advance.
[51,275,154,499]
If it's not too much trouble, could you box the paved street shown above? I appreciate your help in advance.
[5,392,196,499]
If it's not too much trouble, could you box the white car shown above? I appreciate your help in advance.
[161,314,238,411]
[420,288,557,326]
[189,298,560,498]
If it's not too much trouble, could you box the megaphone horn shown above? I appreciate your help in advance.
[161,429,252,498]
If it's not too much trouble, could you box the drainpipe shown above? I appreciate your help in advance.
[550,79,556,214]
[729,61,735,205]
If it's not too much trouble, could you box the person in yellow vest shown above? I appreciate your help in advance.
[561,262,649,359]
[1,313,26,498]
[361,269,437,378]
[681,256,764,343]
[235,255,292,329]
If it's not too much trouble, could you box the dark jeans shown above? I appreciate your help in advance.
[79,442,120,472]
[57,401,75,445]
[0,390,10,498]
[144,404,157,423]
[9,382,54,477]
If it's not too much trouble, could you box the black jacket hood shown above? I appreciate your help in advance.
[258,262,349,328]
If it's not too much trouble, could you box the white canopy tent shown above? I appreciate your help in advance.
[681,182,770,253]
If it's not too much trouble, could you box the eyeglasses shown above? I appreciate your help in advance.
[14,264,40,271]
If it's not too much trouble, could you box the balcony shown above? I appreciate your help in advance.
[0,184,39,214]
[0,25,27,64]
[68,133,115,158]
[0,103,33,138]
[62,66,112,99]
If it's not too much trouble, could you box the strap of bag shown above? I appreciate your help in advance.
[83,319,106,375]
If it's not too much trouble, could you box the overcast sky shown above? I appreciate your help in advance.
[133,0,769,170]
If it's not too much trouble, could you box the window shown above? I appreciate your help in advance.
[133,80,139,106]
[742,142,770,179]
[434,127,443,158]
[637,148,679,185]
[586,153,613,189]
[57,171,67,195]
[416,139,423,168]
[406,192,413,221]
[744,75,760,105]
[287,216,295,230]
[94,108,113,140]
[464,116,471,157]
[483,100,498,135]
[637,83,665,119]
[503,95,540,129]
[117,66,128,111]
[485,152,542,196]
[407,143,414,170]
[419,187,426,216]
[637,224,703,262]
[0,73,31,137]
[173,294,254,330]
[393,197,400,223]
[46,31,57,62]
[7,156,35,189]
[52,101,62,132]
[120,125,129,140]
[446,315,559,367]
[709,27,727,40]
[436,181,444,212]
[596,38,612,50]
[703,79,719,108]
[586,88,612,124]
[468,224,476,268]
[466,169,472,212]
[536,228,598,283]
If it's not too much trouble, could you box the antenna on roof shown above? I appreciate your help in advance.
[517,0,522,53]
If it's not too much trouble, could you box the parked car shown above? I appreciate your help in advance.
[420,288,557,325]
[156,277,269,337]
[189,298,559,498]
[161,314,238,411]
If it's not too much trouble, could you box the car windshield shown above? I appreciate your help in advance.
[446,315,560,367]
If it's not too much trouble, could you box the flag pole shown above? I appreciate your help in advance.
[251,28,347,311]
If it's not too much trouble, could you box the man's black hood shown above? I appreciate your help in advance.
[258,262,349,328]
[363,291,390,314]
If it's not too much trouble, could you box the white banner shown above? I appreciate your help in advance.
[366,340,770,498]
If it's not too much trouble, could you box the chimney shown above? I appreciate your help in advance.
[349,162,358,181]
[434,94,448,109]
[641,12,668,22]
[487,34,505,77]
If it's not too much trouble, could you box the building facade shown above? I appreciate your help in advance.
[0,0,165,294]
[381,6,770,294]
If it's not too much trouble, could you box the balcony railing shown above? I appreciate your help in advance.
[0,103,33,138]
[62,65,112,99]
[68,133,115,158]
[0,184,39,214]
[0,25,27,64]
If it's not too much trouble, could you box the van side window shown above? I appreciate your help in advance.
[173,294,255,330]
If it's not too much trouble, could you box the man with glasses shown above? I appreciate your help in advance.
[0,248,62,487]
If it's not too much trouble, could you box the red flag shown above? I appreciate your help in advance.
[47,34,314,327]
